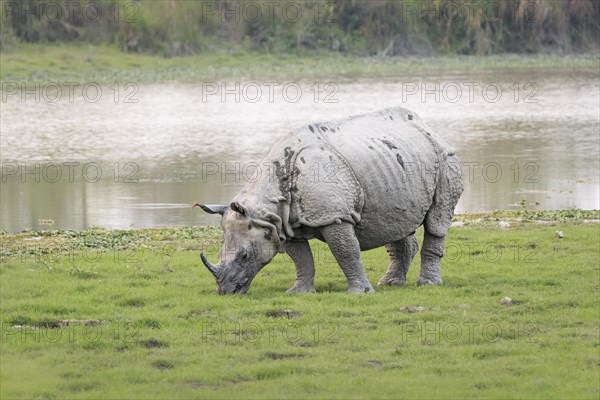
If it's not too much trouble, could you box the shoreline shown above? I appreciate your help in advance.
[2,209,598,258]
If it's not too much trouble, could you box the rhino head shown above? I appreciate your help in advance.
[196,202,285,294]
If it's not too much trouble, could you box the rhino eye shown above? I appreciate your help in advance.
[240,250,248,260]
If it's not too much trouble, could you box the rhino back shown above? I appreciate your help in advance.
[297,108,444,249]
[253,107,452,250]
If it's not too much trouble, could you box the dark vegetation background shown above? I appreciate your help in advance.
[1,0,598,56]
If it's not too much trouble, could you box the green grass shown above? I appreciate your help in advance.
[1,43,599,84]
[1,212,599,399]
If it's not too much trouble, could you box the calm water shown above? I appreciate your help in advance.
[1,69,599,232]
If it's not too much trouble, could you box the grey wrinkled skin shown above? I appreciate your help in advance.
[197,107,463,294]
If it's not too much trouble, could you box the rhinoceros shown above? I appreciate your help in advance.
[196,107,463,294]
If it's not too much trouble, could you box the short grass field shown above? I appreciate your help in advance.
[1,210,599,399]
[2,43,599,84]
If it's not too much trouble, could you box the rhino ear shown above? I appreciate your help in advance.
[230,202,248,216]
[194,203,227,215]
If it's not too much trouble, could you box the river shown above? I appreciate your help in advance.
[1,68,598,232]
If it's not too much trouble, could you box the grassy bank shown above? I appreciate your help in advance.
[1,210,599,398]
[1,43,599,84]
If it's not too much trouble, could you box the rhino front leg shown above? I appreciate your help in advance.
[286,240,316,293]
[378,233,419,286]
[417,230,445,285]
[320,222,374,293]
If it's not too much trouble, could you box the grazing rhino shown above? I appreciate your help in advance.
[196,107,463,294]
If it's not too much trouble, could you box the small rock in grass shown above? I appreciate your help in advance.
[555,230,564,238]
[500,296,513,305]
[498,221,510,229]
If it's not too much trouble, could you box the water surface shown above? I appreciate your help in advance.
[1,69,598,232]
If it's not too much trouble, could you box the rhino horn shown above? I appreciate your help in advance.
[194,204,227,215]
[200,252,219,278]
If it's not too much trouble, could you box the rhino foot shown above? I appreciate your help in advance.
[348,279,375,294]
[416,277,443,286]
[377,274,407,286]
[287,282,316,293]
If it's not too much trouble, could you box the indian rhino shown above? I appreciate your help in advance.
[196,107,463,294]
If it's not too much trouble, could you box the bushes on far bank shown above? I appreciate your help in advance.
[1,0,598,56]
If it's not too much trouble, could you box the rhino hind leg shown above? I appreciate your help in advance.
[417,231,445,285]
[377,233,419,286]
[286,240,316,293]
[320,222,374,293]
[417,155,463,286]
[418,212,450,285]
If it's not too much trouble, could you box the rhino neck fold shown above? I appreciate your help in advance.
[234,137,302,241]
[232,179,294,244]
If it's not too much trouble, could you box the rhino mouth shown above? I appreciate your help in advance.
[218,278,252,295]
[201,252,261,294]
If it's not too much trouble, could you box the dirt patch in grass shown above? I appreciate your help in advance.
[141,339,169,349]
[265,309,303,319]
[263,352,305,360]
[152,360,174,370]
